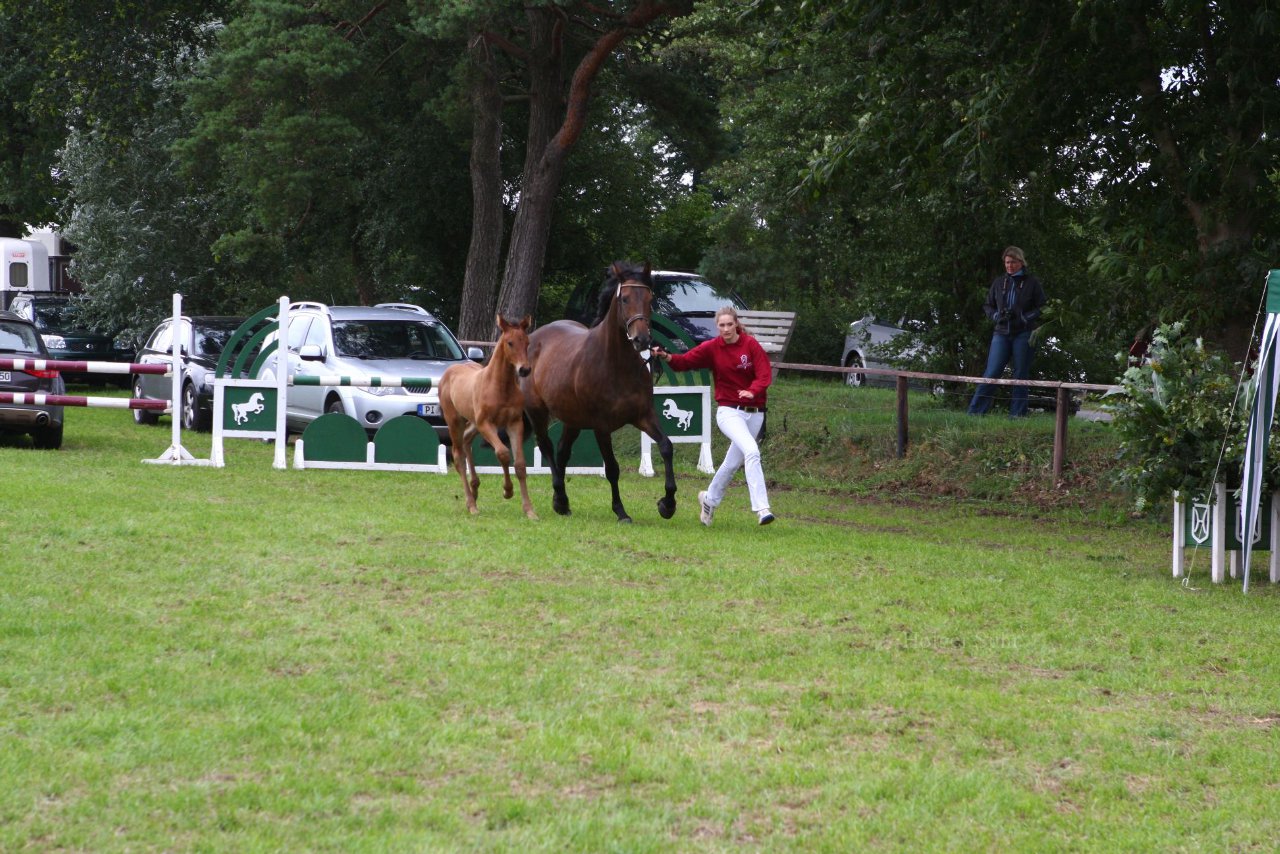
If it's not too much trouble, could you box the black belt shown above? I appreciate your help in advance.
[723,404,766,413]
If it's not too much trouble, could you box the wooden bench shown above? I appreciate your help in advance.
[739,309,797,371]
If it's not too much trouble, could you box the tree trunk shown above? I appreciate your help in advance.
[494,1,688,323]
[457,41,506,342]
[353,237,377,306]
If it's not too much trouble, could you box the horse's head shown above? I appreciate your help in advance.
[496,313,533,378]
[606,260,654,353]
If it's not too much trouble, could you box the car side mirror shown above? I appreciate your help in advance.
[467,346,485,363]
[298,344,325,361]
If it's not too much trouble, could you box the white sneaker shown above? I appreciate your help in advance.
[758,509,776,526]
[698,491,715,526]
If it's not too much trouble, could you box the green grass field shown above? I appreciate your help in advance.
[2,379,1276,851]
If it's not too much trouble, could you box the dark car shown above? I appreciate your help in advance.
[132,315,246,432]
[564,270,748,350]
[8,292,134,385]
[0,310,65,448]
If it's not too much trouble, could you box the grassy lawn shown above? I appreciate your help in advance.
[1,378,1276,851]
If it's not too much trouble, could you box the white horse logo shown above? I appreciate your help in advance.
[232,392,266,425]
[661,397,693,431]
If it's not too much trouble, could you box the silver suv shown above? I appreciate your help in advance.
[261,302,481,437]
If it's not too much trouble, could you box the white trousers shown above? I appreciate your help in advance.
[705,406,770,513]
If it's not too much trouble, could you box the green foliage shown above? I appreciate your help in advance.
[1110,321,1247,508]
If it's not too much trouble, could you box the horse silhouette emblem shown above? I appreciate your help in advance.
[232,392,266,425]
[661,397,693,432]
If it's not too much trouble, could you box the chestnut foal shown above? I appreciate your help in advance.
[439,314,537,519]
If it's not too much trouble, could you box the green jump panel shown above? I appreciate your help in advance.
[373,415,439,465]
[466,428,537,467]
[301,413,368,463]
[1182,492,1272,550]
[548,421,603,466]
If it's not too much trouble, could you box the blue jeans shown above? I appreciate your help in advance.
[968,330,1034,417]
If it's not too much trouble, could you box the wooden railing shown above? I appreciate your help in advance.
[773,360,1123,486]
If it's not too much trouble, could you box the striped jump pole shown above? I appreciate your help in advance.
[0,392,167,411]
[0,358,169,377]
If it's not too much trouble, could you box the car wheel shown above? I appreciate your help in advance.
[844,353,866,388]
[31,423,63,450]
[132,376,159,425]
[180,382,210,432]
[325,396,346,416]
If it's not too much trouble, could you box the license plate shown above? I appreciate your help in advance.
[417,403,441,417]
[0,372,8,382]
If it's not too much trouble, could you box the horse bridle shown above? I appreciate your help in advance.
[615,280,652,344]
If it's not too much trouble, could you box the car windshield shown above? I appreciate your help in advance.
[653,279,740,315]
[192,322,243,357]
[30,299,80,330]
[332,319,464,360]
[0,321,43,354]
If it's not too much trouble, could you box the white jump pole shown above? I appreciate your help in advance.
[144,293,213,466]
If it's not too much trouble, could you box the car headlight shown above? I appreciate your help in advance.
[361,385,403,397]
[42,334,67,349]
[113,336,133,351]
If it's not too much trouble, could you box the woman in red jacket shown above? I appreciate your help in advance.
[654,305,775,526]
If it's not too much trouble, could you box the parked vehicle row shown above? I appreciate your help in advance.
[128,301,482,439]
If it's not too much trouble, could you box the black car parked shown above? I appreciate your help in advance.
[0,310,65,448]
[8,292,134,386]
[132,315,246,432]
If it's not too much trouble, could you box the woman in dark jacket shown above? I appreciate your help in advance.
[967,246,1047,417]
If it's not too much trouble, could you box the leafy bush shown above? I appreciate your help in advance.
[1110,321,1253,509]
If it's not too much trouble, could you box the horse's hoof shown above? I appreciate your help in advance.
[617,515,633,524]
[553,496,571,516]
[657,498,676,519]
[526,510,539,521]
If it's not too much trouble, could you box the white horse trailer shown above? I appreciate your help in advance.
[0,238,52,311]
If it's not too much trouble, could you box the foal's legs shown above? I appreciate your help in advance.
[447,418,479,514]
[462,424,481,510]
[507,418,538,519]
[472,420,514,502]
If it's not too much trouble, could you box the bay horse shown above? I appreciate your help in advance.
[439,314,538,519]
[522,260,676,522]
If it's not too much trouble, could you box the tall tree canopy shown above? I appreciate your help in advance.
[695,0,1280,368]
[15,0,1279,375]
[0,0,225,236]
